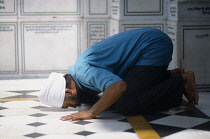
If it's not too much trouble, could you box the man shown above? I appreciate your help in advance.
[39,28,199,122]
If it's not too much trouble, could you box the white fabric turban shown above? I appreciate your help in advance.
[38,72,66,108]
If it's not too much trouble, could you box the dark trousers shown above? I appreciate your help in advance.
[115,65,184,115]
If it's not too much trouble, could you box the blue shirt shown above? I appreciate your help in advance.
[69,28,173,92]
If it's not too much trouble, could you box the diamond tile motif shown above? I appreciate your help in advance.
[9,90,40,94]
[176,108,210,119]
[119,118,129,122]
[124,128,135,133]
[2,101,40,109]
[143,113,170,122]
[149,123,186,137]
[31,106,49,109]
[0,79,210,139]
[0,91,21,99]
[0,107,8,110]
[75,131,95,136]
[29,113,47,117]
[73,120,92,125]
[27,122,46,127]
[2,90,39,99]
[24,132,45,138]
[3,95,37,99]
[192,121,210,131]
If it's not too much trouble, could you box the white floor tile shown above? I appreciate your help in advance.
[2,101,40,109]
[0,136,31,139]
[87,132,139,139]
[0,108,39,116]
[36,123,84,135]
[39,107,78,115]
[150,115,209,128]
[1,79,210,139]
[0,91,21,98]
[38,103,51,107]
[84,121,132,132]
[27,90,42,96]
[37,134,86,139]
[0,116,37,125]
[37,114,72,124]
[163,129,210,139]
[0,124,36,136]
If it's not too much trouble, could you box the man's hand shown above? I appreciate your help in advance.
[60,111,95,122]
[60,80,126,122]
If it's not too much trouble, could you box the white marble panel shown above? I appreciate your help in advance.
[89,0,108,15]
[182,27,210,85]
[0,0,17,15]
[110,19,166,34]
[125,0,163,15]
[0,23,18,73]
[21,22,80,73]
[167,0,210,21]
[111,0,166,20]
[20,0,81,16]
[87,21,108,47]
[167,21,210,86]
[84,0,110,18]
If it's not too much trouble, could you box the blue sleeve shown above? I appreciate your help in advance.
[76,66,123,92]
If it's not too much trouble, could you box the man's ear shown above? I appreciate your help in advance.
[65,88,73,96]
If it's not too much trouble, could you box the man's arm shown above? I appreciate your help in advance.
[60,80,127,121]
[89,80,126,116]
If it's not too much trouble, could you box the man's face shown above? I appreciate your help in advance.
[62,96,78,108]
[62,78,80,109]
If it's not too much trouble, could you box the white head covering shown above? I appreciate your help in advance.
[38,72,66,108]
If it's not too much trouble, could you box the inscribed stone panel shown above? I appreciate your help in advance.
[22,22,79,73]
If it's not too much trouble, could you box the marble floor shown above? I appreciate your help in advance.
[0,79,210,139]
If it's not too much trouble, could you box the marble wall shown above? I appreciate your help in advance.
[0,0,210,87]
[0,0,109,78]
[167,0,210,86]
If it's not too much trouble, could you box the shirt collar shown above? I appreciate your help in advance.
[68,65,82,90]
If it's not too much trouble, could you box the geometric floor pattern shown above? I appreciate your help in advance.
[0,90,138,139]
[144,99,210,139]
[0,79,210,139]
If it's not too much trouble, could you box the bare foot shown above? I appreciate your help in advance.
[182,71,199,110]
[170,67,185,77]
